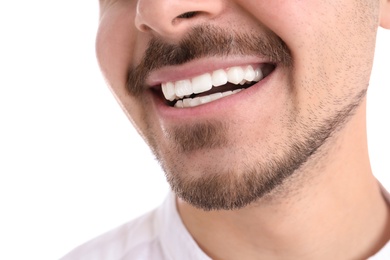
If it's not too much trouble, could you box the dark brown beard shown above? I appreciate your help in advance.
[165,90,366,211]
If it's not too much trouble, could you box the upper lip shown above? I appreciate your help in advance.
[145,56,273,88]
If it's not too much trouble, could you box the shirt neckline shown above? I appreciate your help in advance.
[160,184,390,260]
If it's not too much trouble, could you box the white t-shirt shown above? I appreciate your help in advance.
[61,191,210,260]
[61,189,390,260]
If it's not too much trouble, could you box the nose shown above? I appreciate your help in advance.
[135,0,224,38]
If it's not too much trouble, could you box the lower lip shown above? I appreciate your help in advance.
[150,66,278,122]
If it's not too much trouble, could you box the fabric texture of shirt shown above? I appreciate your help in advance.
[61,187,390,260]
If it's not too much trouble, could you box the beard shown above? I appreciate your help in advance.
[155,92,364,211]
[127,25,366,211]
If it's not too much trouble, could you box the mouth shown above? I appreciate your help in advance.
[155,63,276,108]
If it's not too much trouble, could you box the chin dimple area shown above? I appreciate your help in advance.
[161,63,275,108]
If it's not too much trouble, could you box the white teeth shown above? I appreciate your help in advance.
[243,65,256,82]
[199,95,211,104]
[174,89,244,108]
[184,98,201,107]
[227,66,245,85]
[239,79,247,85]
[222,90,234,97]
[254,68,263,82]
[175,100,183,108]
[175,79,192,97]
[211,69,228,87]
[162,64,266,108]
[192,73,213,94]
[161,82,176,101]
[209,92,223,100]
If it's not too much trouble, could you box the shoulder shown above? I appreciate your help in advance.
[61,208,165,260]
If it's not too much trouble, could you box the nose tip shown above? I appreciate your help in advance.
[135,1,224,38]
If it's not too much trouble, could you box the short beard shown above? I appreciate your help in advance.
[161,90,366,211]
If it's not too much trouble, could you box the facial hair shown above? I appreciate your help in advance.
[126,25,366,211]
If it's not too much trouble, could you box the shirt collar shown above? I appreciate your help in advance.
[157,191,211,260]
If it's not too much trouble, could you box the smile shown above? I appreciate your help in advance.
[160,64,275,108]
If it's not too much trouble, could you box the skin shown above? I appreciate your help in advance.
[96,0,390,259]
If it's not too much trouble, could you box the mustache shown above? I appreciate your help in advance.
[127,25,292,96]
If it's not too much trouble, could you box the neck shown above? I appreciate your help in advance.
[177,102,390,260]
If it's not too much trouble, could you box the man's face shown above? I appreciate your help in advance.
[96,0,381,210]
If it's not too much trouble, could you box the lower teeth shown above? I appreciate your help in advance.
[174,89,243,108]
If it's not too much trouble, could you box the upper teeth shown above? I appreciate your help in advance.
[161,65,264,107]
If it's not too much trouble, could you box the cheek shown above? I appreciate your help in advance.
[238,0,314,50]
[96,6,137,89]
[96,3,151,133]
[241,0,378,100]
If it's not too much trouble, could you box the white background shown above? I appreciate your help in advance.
[0,2,389,260]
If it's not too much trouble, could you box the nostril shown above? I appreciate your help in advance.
[135,2,224,35]
[176,11,199,19]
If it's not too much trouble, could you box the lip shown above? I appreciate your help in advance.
[146,56,273,87]
[146,60,279,122]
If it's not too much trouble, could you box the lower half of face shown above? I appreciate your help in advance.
[138,61,368,210]
[97,0,380,211]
